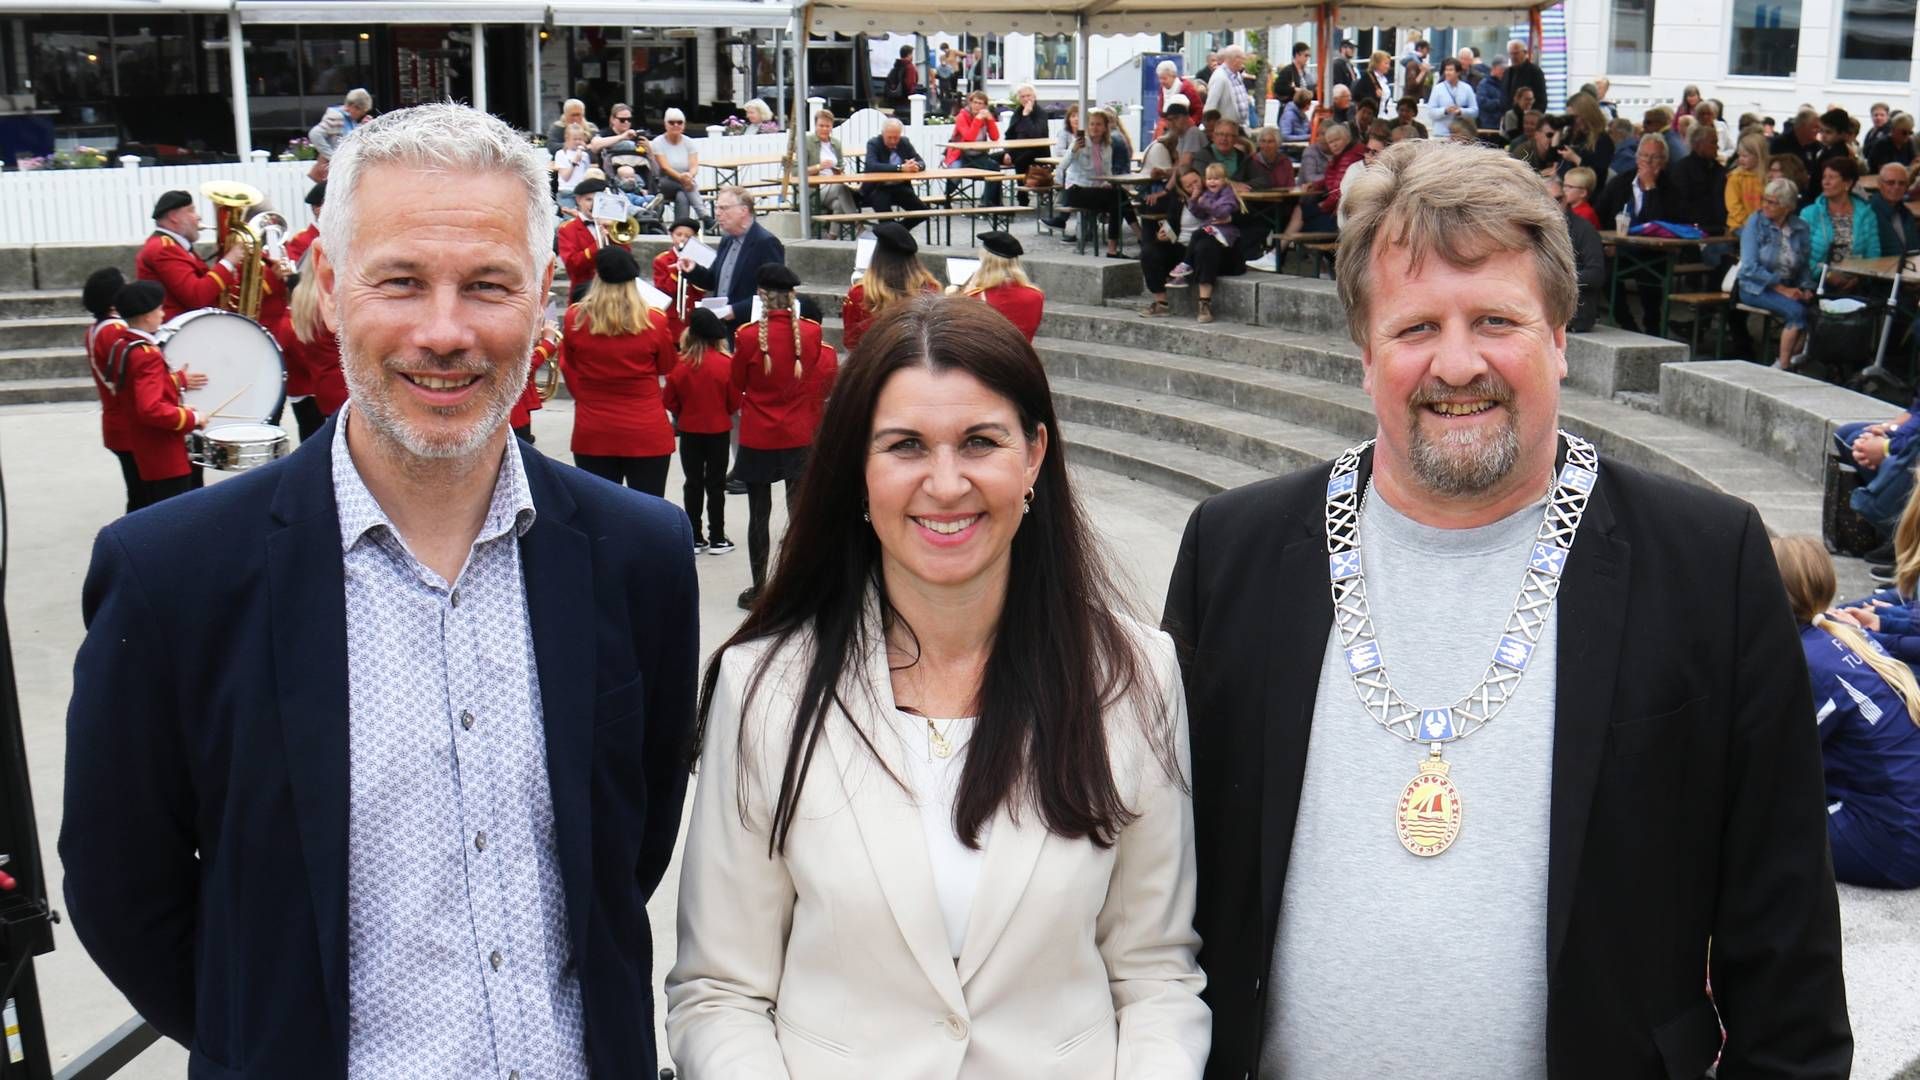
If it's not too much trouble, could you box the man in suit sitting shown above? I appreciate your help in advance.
[60,101,699,1079]
[681,184,785,330]
[1166,138,1850,1080]
[861,117,931,229]
[1870,162,1919,256]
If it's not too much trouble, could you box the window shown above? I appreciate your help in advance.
[1728,0,1801,77]
[1837,0,1916,81]
[1607,0,1654,76]
[1033,33,1074,81]
[983,34,1004,82]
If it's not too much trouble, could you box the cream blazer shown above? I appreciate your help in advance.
[665,611,1209,1079]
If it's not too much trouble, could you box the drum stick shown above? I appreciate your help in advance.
[203,383,252,421]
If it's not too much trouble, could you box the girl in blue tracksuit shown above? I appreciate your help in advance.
[1776,536,1920,889]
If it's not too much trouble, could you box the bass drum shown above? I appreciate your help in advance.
[157,308,289,472]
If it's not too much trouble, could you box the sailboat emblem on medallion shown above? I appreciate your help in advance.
[1395,754,1463,857]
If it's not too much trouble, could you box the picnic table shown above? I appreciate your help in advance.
[939,137,1055,153]
[705,149,864,190]
[1829,254,1919,381]
[1602,230,1713,339]
[1240,185,1314,234]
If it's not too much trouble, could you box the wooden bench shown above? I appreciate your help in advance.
[1733,301,1788,363]
[1273,232,1338,276]
[812,204,1035,244]
[1668,290,1732,356]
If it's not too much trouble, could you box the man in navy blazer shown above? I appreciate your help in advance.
[59,103,697,1079]
[682,184,785,328]
[861,118,932,227]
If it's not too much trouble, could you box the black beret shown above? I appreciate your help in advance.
[871,221,916,256]
[980,231,1023,259]
[304,181,327,207]
[671,217,701,233]
[688,307,730,342]
[151,190,193,220]
[114,279,166,318]
[82,267,127,319]
[757,263,801,291]
[798,296,824,323]
[573,178,610,198]
[568,278,593,304]
[595,245,640,284]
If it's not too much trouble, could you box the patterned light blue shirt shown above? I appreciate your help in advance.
[332,407,587,1080]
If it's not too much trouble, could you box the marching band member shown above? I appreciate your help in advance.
[556,177,625,287]
[81,268,139,513]
[966,230,1046,341]
[111,280,207,505]
[731,263,828,609]
[284,181,324,265]
[662,306,739,554]
[137,190,246,320]
[558,246,678,496]
[283,249,350,441]
[653,216,705,341]
[841,222,938,352]
[510,319,562,444]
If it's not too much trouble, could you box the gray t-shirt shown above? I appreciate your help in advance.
[1262,484,1555,1080]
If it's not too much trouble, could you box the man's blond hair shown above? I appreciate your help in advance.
[1335,139,1576,346]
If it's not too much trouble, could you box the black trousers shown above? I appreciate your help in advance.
[946,152,1004,206]
[144,468,203,506]
[1063,186,1136,243]
[574,453,670,498]
[678,432,730,541]
[746,480,800,589]
[1140,230,1241,293]
[112,450,141,515]
[290,397,326,442]
[864,182,929,227]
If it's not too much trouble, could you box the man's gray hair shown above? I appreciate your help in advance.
[1219,44,1246,61]
[1332,84,1352,103]
[321,102,554,279]
[716,184,755,209]
[1335,139,1576,346]
[883,116,904,131]
[1638,132,1670,160]
[1156,59,1179,78]
[344,87,372,110]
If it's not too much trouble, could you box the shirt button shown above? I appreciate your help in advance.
[490,950,504,970]
[460,709,475,731]
[508,1072,520,1080]
[474,831,488,852]
[943,1014,967,1040]
[450,589,462,609]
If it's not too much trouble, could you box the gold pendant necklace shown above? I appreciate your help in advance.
[1395,747,1464,857]
[925,716,955,759]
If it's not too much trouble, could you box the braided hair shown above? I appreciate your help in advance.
[756,286,805,378]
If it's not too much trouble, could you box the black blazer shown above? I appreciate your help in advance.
[60,417,699,1078]
[686,220,785,325]
[1164,446,1851,1080]
[862,133,927,176]
[1596,167,1677,228]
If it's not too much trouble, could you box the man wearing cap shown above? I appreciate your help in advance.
[60,102,697,1079]
[107,279,208,505]
[136,190,247,320]
[680,184,784,329]
[654,217,706,342]
[557,177,629,288]
[285,182,325,266]
[968,230,1045,341]
[1331,39,1360,93]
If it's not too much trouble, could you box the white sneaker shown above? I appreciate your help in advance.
[1247,251,1280,273]
[1169,262,1192,279]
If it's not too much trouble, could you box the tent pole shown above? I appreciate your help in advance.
[1528,5,1543,67]
[1076,13,1089,143]
[1315,5,1331,100]
[796,6,812,240]
[776,28,787,126]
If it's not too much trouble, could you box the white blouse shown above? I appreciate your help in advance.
[893,710,986,960]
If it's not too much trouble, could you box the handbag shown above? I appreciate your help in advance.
[1025,162,1055,189]
[1823,452,1882,557]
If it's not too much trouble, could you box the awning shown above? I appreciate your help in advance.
[551,0,795,28]
[806,0,1533,36]
[0,0,230,11]
[237,0,547,21]
[231,0,795,25]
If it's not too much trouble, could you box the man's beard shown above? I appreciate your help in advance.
[1405,377,1521,497]
[338,313,534,462]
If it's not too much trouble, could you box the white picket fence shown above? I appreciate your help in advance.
[0,109,1064,245]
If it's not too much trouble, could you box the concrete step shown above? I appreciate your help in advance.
[1057,420,1272,501]
[1039,301,1367,387]
[0,290,83,320]
[0,315,92,352]
[1048,374,1351,481]
[0,346,90,382]
[0,376,98,406]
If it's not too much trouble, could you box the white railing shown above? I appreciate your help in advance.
[0,112,1029,245]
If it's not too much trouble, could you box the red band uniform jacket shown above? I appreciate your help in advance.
[652,249,705,343]
[559,306,678,457]
[88,317,133,453]
[977,283,1045,342]
[136,231,231,320]
[731,312,827,451]
[511,338,560,431]
[115,331,196,481]
[662,346,740,436]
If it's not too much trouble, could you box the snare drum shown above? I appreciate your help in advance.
[158,308,289,472]
[188,423,292,472]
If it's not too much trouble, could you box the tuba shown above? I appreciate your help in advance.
[604,212,642,246]
[200,180,281,321]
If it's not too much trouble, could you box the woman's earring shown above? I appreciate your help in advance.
[1022,488,1034,515]
[862,498,871,523]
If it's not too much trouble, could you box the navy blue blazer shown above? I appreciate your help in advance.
[861,133,927,175]
[59,417,698,1079]
[686,221,785,324]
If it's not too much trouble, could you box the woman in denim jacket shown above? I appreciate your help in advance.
[1738,177,1815,368]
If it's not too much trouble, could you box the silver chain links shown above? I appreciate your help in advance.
[1323,431,1599,745]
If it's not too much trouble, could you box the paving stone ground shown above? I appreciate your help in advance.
[5,400,1912,1078]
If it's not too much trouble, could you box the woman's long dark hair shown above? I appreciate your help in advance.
[694,293,1178,855]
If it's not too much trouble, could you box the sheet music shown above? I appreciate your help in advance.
[946,257,981,288]
[852,235,876,284]
[682,238,718,268]
[696,296,731,314]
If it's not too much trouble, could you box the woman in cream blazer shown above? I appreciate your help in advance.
[666,294,1208,1079]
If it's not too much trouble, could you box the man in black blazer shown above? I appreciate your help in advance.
[60,103,698,1079]
[683,183,785,329]
[862,117,931,228]
[1165,139,1849,1080]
